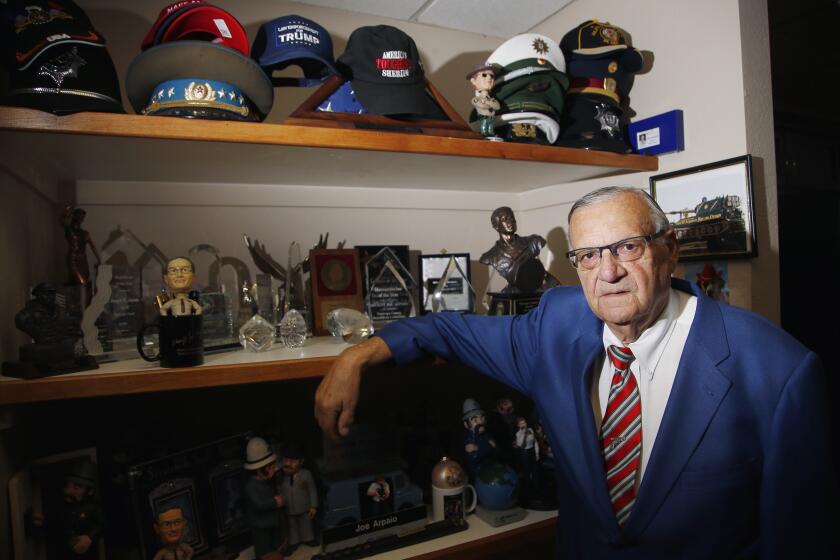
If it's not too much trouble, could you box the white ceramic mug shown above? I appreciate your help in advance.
[431,483,477,522]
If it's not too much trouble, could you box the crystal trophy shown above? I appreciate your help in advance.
[238,314,275,352]
[363,247,418,325]
[325,309,374,344]
[278,309,307,348]
[419,253,475,313]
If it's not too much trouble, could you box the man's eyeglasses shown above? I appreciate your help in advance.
[566,231,666,270]
[167,266,193,275]
[159,518,185,529]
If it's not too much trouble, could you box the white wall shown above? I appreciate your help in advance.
[74,0,779,320]
[520,0,778,319]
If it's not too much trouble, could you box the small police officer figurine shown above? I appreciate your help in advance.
[466,64,502,139]
[243,437,285,560]
[159,257,202,317]
[461,398,497,479]
[29,460,104,559]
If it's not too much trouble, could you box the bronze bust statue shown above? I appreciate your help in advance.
[480,207,552,294]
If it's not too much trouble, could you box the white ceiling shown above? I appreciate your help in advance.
[289,0,576,38]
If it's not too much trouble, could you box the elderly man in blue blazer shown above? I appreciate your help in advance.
[315,186,834,558]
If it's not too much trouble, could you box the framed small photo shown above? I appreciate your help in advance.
[650,154,756,261]
[208,461,247,541]
[148,478,206,553]
[418,253,474,314]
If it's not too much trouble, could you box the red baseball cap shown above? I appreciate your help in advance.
[141,1,249,56]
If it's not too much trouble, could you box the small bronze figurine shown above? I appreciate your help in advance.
[158,257,202,316]
[2,283,98,378]
[152,505,194,560]
[61,205,101,306]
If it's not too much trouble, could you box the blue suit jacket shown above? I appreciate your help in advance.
[377,279,834,558]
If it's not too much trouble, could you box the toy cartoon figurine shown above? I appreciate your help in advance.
[461,398,497,479]
[152,505,193,560]
[513,416,539,503]
[466,64,502,138]
[243,437,285,560]
[29,460,104,559]
[60,205,101,306]
[277,443,318,555]
[488,396,517,464]
[158,257,202,316]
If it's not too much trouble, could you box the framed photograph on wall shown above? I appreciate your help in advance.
[650,154,756,261]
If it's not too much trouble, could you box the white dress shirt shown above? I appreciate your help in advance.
[590,288,697,487]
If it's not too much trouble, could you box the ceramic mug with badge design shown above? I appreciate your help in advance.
[430,457,476,522]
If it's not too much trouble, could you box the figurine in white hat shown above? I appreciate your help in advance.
[243,437,285,560]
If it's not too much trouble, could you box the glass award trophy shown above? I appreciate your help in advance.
[363,247,418,325]
[419,253,475,313]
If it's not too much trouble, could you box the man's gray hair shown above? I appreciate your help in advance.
[568,186,670,233]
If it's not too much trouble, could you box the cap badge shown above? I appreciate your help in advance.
[595,103,620,137]
[531,38,549,56]
[15,5,72,33]
[608,61,618,73]
[599,26,620,46]
[37,47,86,87]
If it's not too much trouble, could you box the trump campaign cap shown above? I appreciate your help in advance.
[251,15,337,87]
[141,0,249,56]
[336,25,442,118]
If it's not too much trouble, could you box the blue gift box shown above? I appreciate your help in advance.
[628,110,684,155]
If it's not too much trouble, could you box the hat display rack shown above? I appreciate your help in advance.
[287,74,481,139]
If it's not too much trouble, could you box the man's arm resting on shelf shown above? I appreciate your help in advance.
[315,336,393,440]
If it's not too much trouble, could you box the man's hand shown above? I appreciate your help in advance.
[72,534,92,554]
[315,337,392,440]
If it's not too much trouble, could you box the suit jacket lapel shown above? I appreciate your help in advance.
[624,285,732,536]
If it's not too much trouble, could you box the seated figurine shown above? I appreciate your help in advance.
[158,257,202,316]
[480,207,555,294]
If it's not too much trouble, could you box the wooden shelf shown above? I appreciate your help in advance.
[0,337,350,405]
[0,106,657,191]
[284,510,556,560]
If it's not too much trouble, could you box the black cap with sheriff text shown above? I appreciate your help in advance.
[336,25,442,118]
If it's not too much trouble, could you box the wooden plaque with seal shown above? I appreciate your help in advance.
[310,249,364,335]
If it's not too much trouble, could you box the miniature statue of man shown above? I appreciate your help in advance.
[29,460,103,559]
[488,396,517,464]
[152,505,193,560]
[243,437,285,560]
[461,398,497,479]
[467,64,502,138]
[277,443,318,555]
[159,257,202,317]
[60,205,101,306]
[513,416,539,501]
[16,283,83,345]
[480,206,553,294]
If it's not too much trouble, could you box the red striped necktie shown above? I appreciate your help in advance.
[601,345,641,527]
